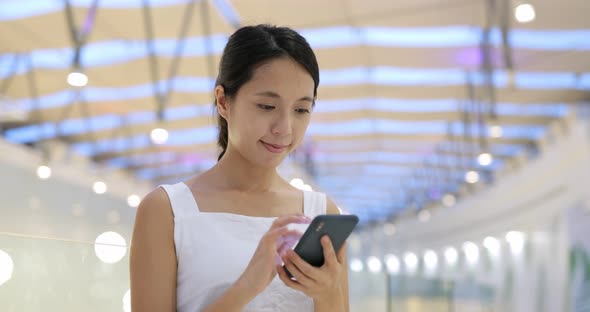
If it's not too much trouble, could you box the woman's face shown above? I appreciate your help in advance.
[223,57,315,168]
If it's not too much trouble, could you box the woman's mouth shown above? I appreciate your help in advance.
[260,141,288,154]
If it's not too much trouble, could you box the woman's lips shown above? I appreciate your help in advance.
[261,141,288,153]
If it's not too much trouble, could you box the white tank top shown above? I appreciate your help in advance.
[160,182,326,312]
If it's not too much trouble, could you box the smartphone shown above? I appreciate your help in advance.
[284,214,359,278]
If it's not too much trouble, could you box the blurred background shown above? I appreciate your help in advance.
[1,0,590,311]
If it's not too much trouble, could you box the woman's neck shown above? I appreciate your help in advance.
[209,148,282,192]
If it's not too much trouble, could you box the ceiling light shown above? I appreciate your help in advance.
[0,249,13,286]
[367,256,383,273]
[418,209,431,222]
[444,247,458,265]
[350,258,364,272]
[150,128,169,145]
[463,241,480,265]
[490,125,503,138]
[300,184,313,191]
[465,170,480,184]
[478,152,493,166]
[483,236,501,256]
[67,72,88,87]
[93,181,107,194]
[123,289,131,312]
[442,194,456,207]
[290,178,312,191]
[36,165,52,180]
[94,231,127,264]
[423,250,438,270]
[385,254,400,274]
[506,231,525,254]
[290,178,304,187]
[515,3,536,23]
[403,252,418,273]
[127,194,141,208]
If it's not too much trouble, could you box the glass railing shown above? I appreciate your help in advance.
[0,233,130,312]
[349,270,496,312]
[2,228,588,312]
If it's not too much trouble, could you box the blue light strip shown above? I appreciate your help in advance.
[106,151,179,169]
[4,103,213,143]
[313,151,505,168]
[2,26,590,76]
[131,152,503,181]
[210,0,241,28]
[104,141,518,183]
[5,70,588,117]
[4,100,564,144]
[316,165,414,176]
[63,120,544,157]
[72,127,218,156]
[447,123,547,140]
[0,0,194,21]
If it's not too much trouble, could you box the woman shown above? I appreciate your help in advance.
[130,24,350,312]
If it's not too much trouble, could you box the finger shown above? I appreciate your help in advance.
[277,265,306,292]
[276,232,301,249]
[282,254,316,288]
[285,249,321,281]
[277,241,291,258]
[282,232,303,243]
[321,235,338,267]
[277,235,299,258]
[271,214,311,230]
[265,226,301,242]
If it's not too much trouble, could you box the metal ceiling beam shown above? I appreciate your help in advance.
[61,0,100,149]
[141,0,197,122]
[0,54,20,97]
[141,0,164,119]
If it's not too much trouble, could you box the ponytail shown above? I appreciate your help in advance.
[216,98,229,161]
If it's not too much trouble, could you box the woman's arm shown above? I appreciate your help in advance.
[130,188,177,312]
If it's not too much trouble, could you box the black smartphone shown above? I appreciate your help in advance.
[284,214,359,278]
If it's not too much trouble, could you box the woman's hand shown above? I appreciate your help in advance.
[235,214,310,299]
[277,235,347,303]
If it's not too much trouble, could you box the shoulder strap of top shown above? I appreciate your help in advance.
[303,191,327,218]
[159,182,200,218]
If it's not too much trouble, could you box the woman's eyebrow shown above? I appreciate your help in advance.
[254,91,313,103]
[255,91,281,99]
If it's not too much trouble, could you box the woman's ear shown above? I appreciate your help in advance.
[215,85,230,121]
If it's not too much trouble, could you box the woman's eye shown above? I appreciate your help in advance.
[296,108,311,114]
[258,104,275,110]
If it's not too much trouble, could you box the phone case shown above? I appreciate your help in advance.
[284,214,359,278]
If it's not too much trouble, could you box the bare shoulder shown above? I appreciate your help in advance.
[134,187,174,229]
[130,186,177,311]
[131,186,175,252]
[325,195,342,215]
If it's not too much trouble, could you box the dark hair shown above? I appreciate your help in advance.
[214,24,320,160]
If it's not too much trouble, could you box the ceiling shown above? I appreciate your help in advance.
[0,0,589,223]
